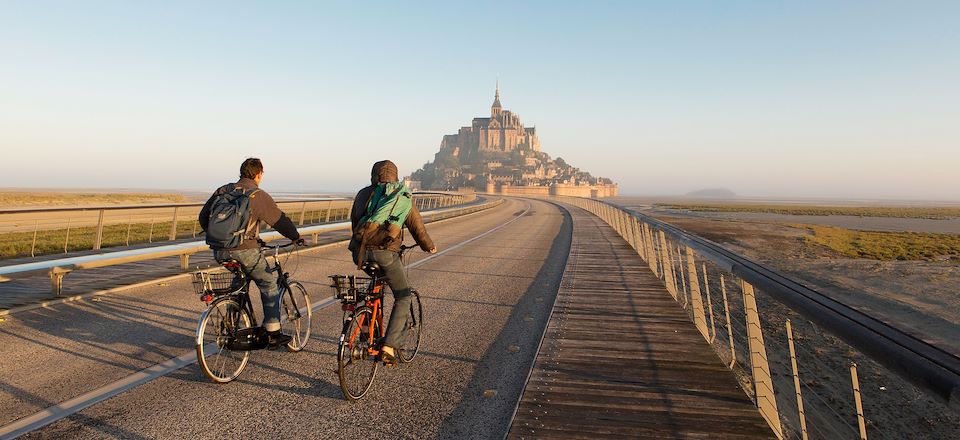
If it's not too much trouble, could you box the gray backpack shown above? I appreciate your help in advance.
[205,187,259,250]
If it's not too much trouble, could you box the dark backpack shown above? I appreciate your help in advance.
[205,187,259,250]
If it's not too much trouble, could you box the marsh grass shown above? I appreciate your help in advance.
[795,224,960,261]
[663,204,960,220]
[0,206,353,259]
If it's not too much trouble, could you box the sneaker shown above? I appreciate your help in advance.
[266,330,292,348]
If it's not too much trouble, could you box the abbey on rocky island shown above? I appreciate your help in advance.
[409,85,617,198]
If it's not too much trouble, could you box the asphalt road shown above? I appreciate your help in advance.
[0,197,571,439]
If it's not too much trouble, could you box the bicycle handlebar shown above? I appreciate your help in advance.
[258,239,303,250]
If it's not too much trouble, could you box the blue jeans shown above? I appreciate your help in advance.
[366,249,412,348]
[214,248,282,332]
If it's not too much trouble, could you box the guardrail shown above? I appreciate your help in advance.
[551,195,959,440]
[0,192,474,260]
[0,193,491,295]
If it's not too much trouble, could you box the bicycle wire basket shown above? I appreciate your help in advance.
[193,265,246,298]
[329,275,372,303]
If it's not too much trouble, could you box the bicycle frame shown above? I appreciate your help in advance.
[347,280,385,356]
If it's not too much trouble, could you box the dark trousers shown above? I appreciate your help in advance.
[365,249,412,348]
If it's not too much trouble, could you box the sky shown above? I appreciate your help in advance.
[1,1,958,200]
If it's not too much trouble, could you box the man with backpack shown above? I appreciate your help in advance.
[349,160,437,365]
[199,158,305,347]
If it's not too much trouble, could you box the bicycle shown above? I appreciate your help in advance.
[194,240,312,383]
[330,244,423,400]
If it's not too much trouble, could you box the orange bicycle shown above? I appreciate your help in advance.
[330,245,423,400]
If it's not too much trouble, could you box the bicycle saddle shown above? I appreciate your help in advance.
[360,261,383,277]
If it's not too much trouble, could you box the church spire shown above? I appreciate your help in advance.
[491,80,502,117]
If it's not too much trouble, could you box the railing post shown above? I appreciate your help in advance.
[613,208,627,240]
[702,263,717,343]
[168,207,179,241]
[324,200,333,222]
[741,280,783,438]
[126,215,133,245]
[685,246,709,340]
[851,363,869,440]
[299,201,307,226]
[786,320,809,440]
[720,275,736,368]
[148,217,155,243]
[64,217,72,253]
[677,245,689,308]
[658,231,677,299]
[93,209,106,250]
[180,254,190,270]
[644,224,658,275]
[31,219,39,257]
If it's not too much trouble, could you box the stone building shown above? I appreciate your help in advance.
[437,83,541,163]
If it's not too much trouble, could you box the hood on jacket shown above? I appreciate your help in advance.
[370,160,399,184]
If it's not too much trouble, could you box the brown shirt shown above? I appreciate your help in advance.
[199,178,286,250]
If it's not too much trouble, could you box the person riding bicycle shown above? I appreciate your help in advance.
[349,160,436,365]
[199,158,305,347]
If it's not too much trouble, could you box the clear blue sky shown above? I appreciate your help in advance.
[1,1,957,200]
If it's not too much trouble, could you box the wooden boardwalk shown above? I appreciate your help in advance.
[509,206,774,439]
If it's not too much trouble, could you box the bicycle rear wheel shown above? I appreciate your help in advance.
[196,297,252,383]
[338,307,380,400]
[398,289,423,363]
[281,281,311,352]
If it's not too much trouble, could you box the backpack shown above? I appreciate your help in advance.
[205,187,260,250]
[352,182,413,263]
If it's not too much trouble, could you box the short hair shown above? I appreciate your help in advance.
[240,158,263,179]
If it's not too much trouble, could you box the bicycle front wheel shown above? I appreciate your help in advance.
[398,289,423,363]
[281,281,311,352]
[196,297,252,383]
[338,307,380,400]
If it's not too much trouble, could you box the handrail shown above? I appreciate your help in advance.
[0,198,347,215]
[0,196,500,294]
[586,196,960,411]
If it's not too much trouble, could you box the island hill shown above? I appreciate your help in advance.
[408,86,618,198]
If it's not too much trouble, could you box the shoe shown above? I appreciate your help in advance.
[380,346,398,367]
[266,330,292,348]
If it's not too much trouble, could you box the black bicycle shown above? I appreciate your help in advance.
[194,241,311,383]
[330,244,423,400]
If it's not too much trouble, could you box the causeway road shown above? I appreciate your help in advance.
[0,198,571,439]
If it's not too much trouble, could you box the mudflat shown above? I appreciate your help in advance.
[0,190,202,209]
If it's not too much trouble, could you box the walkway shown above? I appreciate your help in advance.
[509,205,774,439]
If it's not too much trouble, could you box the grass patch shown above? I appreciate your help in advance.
[795,224,960,261]
[661,204,960,220]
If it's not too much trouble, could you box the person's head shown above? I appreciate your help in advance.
[240,158,264,185]
[370,160,399,185]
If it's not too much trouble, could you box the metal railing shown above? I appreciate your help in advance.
[0,193,492,295]
[0,192,474,260]
[552,195,960,440]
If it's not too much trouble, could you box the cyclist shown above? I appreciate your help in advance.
[349,160,436,365]
[199,157,305,347]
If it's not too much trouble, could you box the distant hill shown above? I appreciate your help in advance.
[686,188,737,198]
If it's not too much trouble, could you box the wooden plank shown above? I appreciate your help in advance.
[508,206,774,439]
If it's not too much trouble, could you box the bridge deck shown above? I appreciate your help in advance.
[509,206,774,439]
